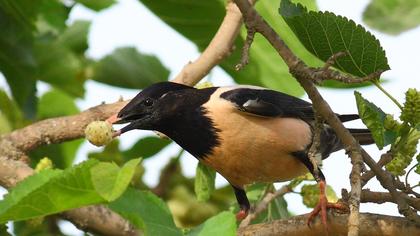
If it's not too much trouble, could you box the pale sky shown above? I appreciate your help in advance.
[1,0,419,234]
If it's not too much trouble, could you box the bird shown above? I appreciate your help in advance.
[107,81,373,228]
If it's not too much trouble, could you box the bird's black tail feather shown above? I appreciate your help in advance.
[338,114,360,122]
[348,128,374,145]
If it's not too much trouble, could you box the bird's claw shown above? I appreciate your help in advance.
[306,181,348,233]
[236,209,248,221]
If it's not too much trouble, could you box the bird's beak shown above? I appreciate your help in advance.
[106,111,148,136]
[106,114,121,124]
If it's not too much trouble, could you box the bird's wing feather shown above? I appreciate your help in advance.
[220,88,315,120]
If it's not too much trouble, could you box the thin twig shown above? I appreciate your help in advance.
[361,153,393,187]
[236,24,256,70]
[307,114,323,180]
[321,51,348,71]
[239,185,291,228]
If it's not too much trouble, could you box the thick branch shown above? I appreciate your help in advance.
[238,212,420,236]
[0,101,128,158]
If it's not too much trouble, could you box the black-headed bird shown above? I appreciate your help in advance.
[107,81,373,227]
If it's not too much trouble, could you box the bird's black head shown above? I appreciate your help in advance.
[117,82,193,134]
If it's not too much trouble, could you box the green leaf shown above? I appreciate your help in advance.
[37,89,79,119]
[37,0,70,34]
[301,184,337,208]
[75,0,116,11]
[91,158,141,201]
[34,40,85,97]
[139,0,312,96]
[194,163,216,202]
[57,20,91,54]
[89,140,125,164]
[280,0,390,78]
[354,91,397,149]
[0,1,38,118]
[123,136,171,160]
[186,211,236,236]
[246,183,269,202]
[29,140,83,169]
[0,224,11,236]
[0,89,24,129]
[109,188,182,236]
[363,0,420,35]
[92,47,169,89]
[0,160,102,223]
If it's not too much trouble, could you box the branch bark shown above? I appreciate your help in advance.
[238,212,420,236]
[172,0,248,85]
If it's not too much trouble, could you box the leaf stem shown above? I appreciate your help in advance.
[373,81,403,110]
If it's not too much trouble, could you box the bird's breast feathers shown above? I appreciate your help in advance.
[199,87,311,187]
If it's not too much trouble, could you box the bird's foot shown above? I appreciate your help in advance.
[236,209,249,221]
[306,181,348,232]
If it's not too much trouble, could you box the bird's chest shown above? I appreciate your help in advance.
[201,101,312,187]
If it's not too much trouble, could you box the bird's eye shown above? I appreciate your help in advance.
[143,98,153,106]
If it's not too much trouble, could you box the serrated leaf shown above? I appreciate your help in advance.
[123,136,171,160]
[0,159,139,222]
[363,0,420,35]
[75,0,116,11]
[280,0,390,78]
[186,211,236,236]
[0,160,102,223]
[57,20,91,54]
[109,188,182,236]
[0,169,64,223]
[355,91,397,149]
[92,47,169,89]
[139,0,311,96]
[194,163,216,202]
[91,158,141,201]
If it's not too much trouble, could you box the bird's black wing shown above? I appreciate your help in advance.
[220,87,315,121]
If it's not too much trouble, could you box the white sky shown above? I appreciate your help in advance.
[1,0,419,234]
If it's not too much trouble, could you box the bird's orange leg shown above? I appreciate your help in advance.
[307,180,348,230]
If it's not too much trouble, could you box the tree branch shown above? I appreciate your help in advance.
[232,1,366,234]
[238,212,420,236]
[172,0,250,85]
[239,184,291,227]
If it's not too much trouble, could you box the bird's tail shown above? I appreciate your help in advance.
[348,128,375,145]
[338,114,375,145]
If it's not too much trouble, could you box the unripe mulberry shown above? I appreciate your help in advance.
[85,121,114,146]
[400,88,420,125]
